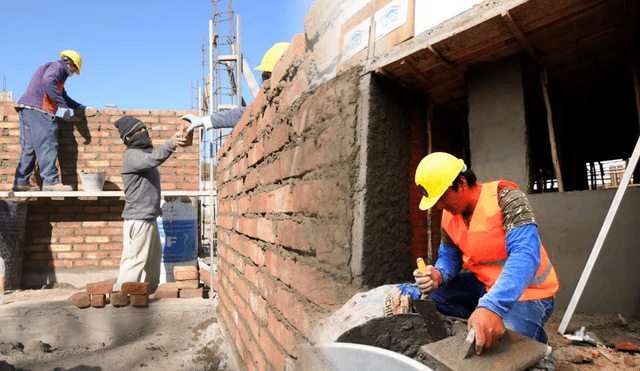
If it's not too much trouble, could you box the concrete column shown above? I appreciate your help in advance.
[467,57,529,188]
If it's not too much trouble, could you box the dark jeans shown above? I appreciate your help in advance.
[430,272,555,344]
[14,109,61,187]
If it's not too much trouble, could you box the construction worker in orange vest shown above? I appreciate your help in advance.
[413,152,559,370]
[181,42,289,133]
[13,50,86,191]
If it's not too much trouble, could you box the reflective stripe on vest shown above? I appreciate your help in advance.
[442,180,559,301]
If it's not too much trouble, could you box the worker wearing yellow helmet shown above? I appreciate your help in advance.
[181,42,290,133]
[13,50,87,192]
[413,152,559,368]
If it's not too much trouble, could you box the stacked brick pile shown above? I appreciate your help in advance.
[153,265,207,299]
[71,281,149,308]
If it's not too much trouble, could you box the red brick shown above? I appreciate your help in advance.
[110,292,129,307]
[152,283,179,298]
[268,310,297,356]
[199,267,213,287]
[174,265,198,281]
[91,294,106,308]
[276,219,311,252]
[71,292,91,308]
[86,281,114,295]
[263,122,290,157]
[179,287,204,298]
[121,282,150,295]
[130,294,149,307]
[176,279,199,290]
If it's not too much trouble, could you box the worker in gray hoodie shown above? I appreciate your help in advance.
[113,115,186,292]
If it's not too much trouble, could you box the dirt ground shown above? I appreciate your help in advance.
[336,310,640,370]
[0,285,238,371]
[1,286,639,371]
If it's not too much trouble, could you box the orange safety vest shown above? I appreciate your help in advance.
[42,81,65,114]
[442,180,559,301]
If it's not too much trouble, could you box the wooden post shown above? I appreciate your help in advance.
[539,66,564,192]
[426,94,434,264]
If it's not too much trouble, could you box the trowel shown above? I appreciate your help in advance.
[412,258,448,341]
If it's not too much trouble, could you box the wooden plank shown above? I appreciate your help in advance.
[558,133,640,334]
[241,55,260,98]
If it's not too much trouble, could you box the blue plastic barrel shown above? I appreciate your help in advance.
[157,199,198,282]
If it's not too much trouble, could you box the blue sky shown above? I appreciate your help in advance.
[0,0,315,111]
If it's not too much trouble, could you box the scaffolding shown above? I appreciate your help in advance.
[198,0,242,262]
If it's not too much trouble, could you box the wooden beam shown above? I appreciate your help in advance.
[374,67,412,91]
[501,10,538,59]
[400,57,435,87]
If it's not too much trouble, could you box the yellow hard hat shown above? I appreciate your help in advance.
[60,50,82,74]
[254,42,290,72]
[415,152,466,210]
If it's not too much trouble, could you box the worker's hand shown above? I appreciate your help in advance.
[181,114,205,133]
[171,131,187,147]
[60,108,71,120]
[413,265,442,295]
[468,307,505,355]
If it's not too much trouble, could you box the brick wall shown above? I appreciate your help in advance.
[1,106,199,286]
[214,34,363,371]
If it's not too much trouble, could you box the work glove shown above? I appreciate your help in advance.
[468,307,505,355]
[413,265,442,295]
[170,131,187,148]
[181,114,205,133]
[60,107,71,120]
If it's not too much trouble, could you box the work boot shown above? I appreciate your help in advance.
[527,354,555,371]
[42,183,73,191]
[12,184,41,191]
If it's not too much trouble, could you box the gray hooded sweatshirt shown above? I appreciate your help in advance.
[121,140,176,220]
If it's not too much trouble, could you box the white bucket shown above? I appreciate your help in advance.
[78,171,107,192]
[157,198,198,283]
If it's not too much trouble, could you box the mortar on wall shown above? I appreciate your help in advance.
[78,170,107,192]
